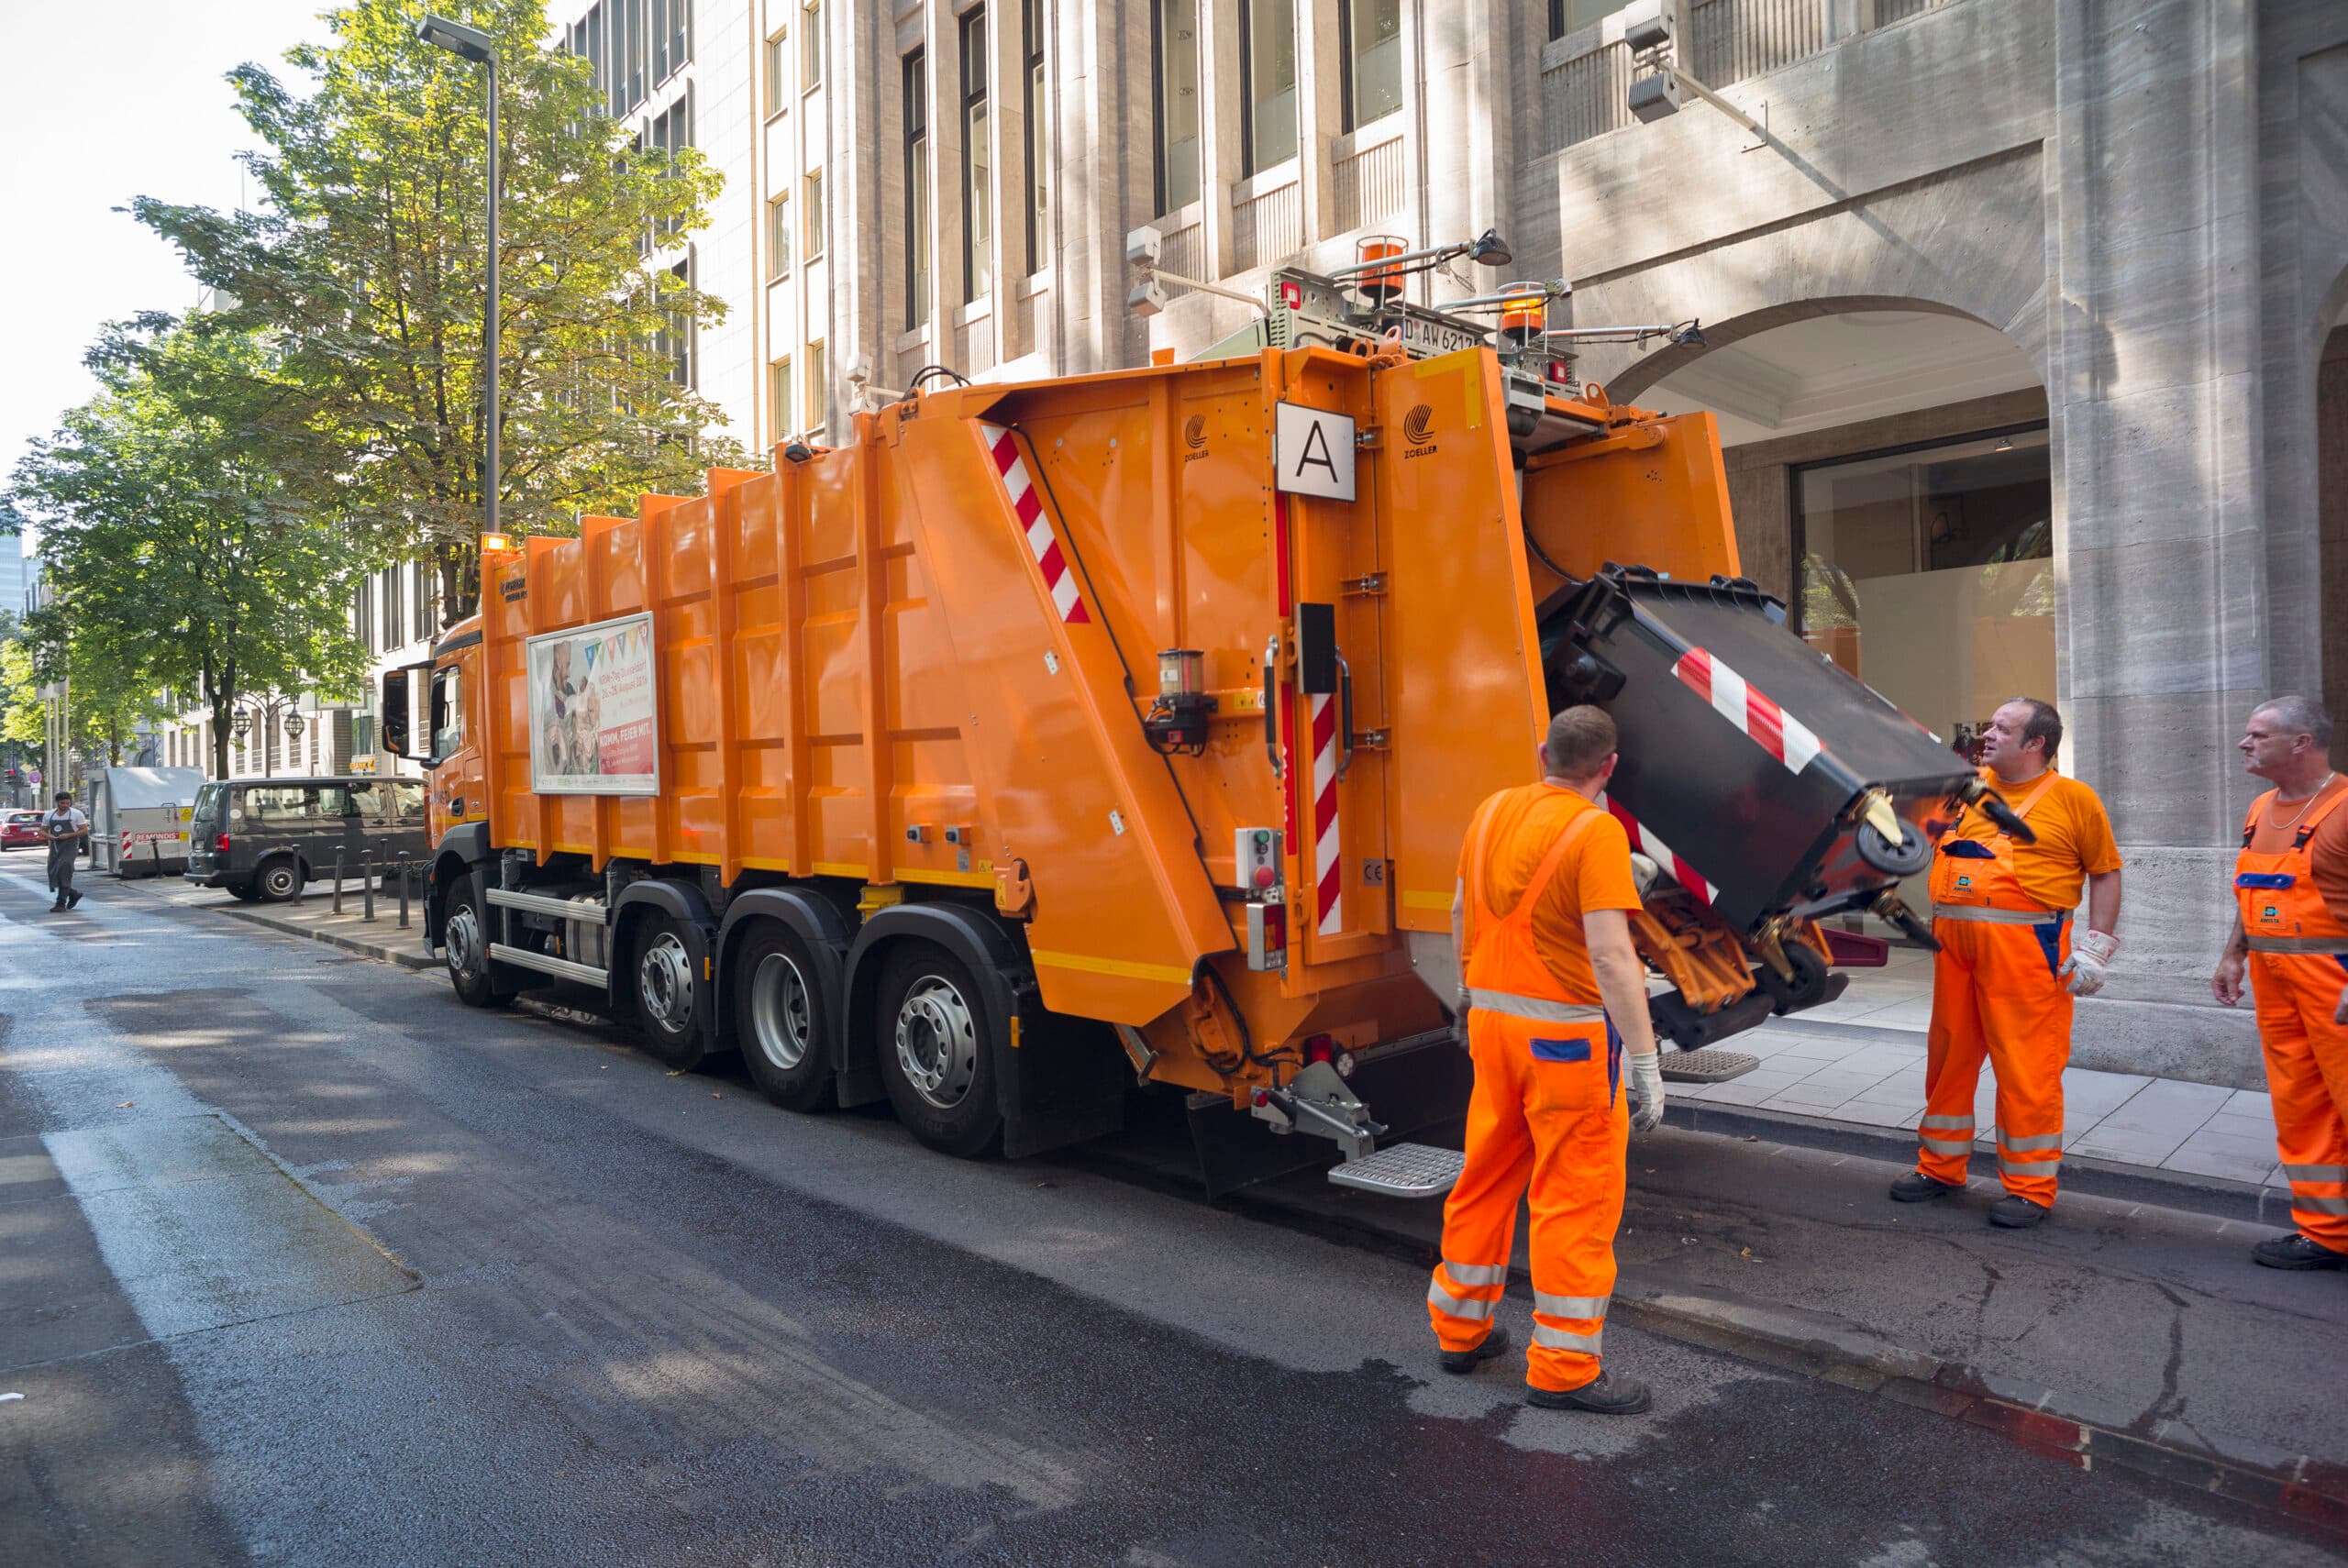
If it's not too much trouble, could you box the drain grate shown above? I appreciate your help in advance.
[1660,1048,1760,1084]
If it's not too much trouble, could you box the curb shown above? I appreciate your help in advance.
[1661,1098,2299,1231]
[166,893,436,972]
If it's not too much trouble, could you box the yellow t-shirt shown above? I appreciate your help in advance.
[1459,783,1644,1003]
[1946,767,2122,913]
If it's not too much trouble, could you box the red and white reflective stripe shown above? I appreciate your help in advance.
[979,422,1091,624]
[1673,647,1820,774]
[1602,795,1716,904]
[1311,692,1343,935]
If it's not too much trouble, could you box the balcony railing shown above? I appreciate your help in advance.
[1332,122,1407,236]
[1232,168,1306,274]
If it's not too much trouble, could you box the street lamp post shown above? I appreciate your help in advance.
[417,15,502,542]
[230,698,308,778]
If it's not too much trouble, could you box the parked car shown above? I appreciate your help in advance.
[1,811,46,850]
[184,777,430,902]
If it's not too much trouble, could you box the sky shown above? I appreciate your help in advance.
[0,0,331,537]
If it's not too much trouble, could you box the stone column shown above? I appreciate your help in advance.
[2050,0,2268,1069]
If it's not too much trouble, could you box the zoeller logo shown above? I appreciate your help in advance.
[1182,414,1209,462]
[1402,403,1438,458]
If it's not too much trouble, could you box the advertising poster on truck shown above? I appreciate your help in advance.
[526,613,660,795]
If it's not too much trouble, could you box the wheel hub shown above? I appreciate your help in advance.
[638,933,694,1029]
[446,906,481,975]
[750,951,813,1071]
[894,976,978,1110]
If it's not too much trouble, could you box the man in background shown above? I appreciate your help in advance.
[45,789,88,912]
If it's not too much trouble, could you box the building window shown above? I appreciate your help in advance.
[667,0,687,75]
[624,0,645,110]
[765,25,789,116]
[1340,0,1401,130]
[1023,0,1047,274]
[353,582,374,650]
[805,340,826,429]
[1239,0,1298,175]
[652,0,670,82]
[804,170,825,259]
[659,259,692,386]
[414,559,436,637]
[382,567,404,649]
[768,357,793,444]
[1794,425,2054,755]
[803,0,823,89]
[904,50,930,328]
[1152,0,1200,215]
[1551,0,1631,40]
[648,92,691,239]
[961,8,992,302]
[768,191,792,280]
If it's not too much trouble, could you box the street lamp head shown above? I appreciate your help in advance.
[283,712,306,741]
[416,15,496,64]
[232,712,252,740]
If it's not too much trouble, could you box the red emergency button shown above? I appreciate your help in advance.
[1254,865,1276,889]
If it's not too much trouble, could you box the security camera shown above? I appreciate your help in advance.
[1126,277,1167,318]
[1125,225,1163,268]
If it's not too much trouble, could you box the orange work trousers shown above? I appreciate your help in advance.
[2252,952,2348,1249]
[1920,915,2073,1207]
[1428,1011,1626,1394]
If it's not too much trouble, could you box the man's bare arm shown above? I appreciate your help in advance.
[1583,910,1657,1058]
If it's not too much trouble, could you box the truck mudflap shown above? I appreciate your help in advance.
[1543,566,1979,934]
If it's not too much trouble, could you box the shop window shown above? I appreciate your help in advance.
[1796,425,2054,755]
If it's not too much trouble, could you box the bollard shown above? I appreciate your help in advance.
[398,856,412,929]
[332,847,344,914]
[362,852,375,921]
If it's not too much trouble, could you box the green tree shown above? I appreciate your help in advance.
[131,0,748,625]
[6,327,368,781]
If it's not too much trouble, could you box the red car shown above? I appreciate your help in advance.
[1,811,46,850]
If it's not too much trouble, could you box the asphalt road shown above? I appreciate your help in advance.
[3,871,2342,1567]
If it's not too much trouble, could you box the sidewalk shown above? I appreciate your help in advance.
[1687,944,2290,1197]
[124,872,437,971]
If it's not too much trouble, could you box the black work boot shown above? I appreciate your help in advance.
[1988,1196,2050,1229]
[1527,1370,1653,1415]
[66,889,81,910]
[1438,1324,1511,1375]
[2254,1233,2348,1271]
[1889,1170,1962,1203]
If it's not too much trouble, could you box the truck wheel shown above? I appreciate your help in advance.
[734,922,836,1111]
[628,911,707,1070]
[875,943,1002,1159]
[256,856,303,902]
[444,872,511,1010]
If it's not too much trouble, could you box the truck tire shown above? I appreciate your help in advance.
[874,943,1002,1159]
[444,871,511,1010]
[256,856,303,902]
[627,911,707,1071]
[734,922,836,1111]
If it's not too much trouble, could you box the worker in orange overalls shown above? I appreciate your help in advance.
[1429,705,1666,1415]
[2213,696,2348,1270]
[1893,697,2123,1227]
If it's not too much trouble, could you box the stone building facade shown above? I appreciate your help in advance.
[605,0,2348,1084]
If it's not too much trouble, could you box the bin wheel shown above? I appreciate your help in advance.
[256,856,302,902]
[1758,941,1833,1016]
[874,943,1002,1159]
[1856,817,1932,878]
[734,922,836,1112]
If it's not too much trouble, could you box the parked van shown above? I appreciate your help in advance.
[185,777,430,901]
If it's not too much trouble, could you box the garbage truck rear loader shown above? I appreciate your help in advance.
[388,314,1994,1196]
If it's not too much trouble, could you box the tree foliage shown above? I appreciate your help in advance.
[5,328,367,779]
[131,0,747,624]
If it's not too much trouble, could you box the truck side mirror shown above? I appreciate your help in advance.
[382,669,411,757]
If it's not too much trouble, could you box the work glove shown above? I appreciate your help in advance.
[1453,987,1472,1048]
[2060,930,2120,998]
[1629,1051,1666,1132]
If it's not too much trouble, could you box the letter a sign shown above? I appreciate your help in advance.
[1274,403,1357,502]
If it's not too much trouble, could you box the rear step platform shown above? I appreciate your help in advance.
[1328,1143,1466,1198]
[1660,1048,1760,1084]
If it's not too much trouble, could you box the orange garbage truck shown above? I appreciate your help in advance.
[385,264,2011,1196]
